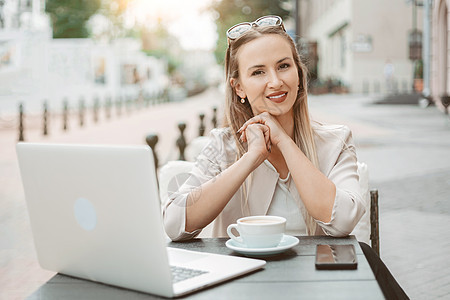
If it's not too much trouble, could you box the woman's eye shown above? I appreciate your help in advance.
[279,63,290,69]
[251,70,264,76]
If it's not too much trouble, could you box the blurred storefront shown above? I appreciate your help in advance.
[431,0,450,112]
[298,0,423,94]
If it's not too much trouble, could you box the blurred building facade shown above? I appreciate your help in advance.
[0,0,47,30]
[298,0,423,94]
[431,0,449,111]
[0,1,169,113]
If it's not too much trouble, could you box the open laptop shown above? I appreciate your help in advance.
[16,143,265,298]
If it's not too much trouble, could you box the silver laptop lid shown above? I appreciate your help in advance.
[16,143,174,297]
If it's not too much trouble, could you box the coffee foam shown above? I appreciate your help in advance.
[240,219,279,224]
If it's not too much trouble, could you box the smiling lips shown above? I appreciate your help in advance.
[267,92,288,103]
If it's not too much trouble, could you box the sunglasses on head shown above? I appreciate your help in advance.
[226,15,285,41]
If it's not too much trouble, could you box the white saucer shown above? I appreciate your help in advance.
[225,235,299,257]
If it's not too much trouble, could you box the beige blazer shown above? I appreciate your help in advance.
[163,123,365,241]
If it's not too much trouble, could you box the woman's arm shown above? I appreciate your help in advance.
[185,151,260,232]
[185,123,270,232]
[277,137,336,222]
[164,124,271,239]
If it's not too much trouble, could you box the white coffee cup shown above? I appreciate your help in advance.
[226,215,286,248]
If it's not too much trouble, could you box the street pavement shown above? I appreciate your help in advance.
[1,87,449,299]
[309,93,450,299]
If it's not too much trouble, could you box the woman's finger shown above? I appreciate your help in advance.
[263,125,270,144]
[239,115,266,132]
[240,124,271,153]
[242,123,263,142]
[237,113,270,133]
[262,124,272,153]
[239,131,246,143]
[261,124,271,152]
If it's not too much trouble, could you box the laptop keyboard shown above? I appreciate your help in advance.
[170,266,208,283]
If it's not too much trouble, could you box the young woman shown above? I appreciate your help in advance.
[164,15,363,241]
[163,15,407,299]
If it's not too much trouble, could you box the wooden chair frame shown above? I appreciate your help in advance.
[370,189,380,256]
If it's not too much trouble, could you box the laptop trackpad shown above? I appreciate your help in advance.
[167,248,207,265]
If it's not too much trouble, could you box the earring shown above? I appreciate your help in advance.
[240,97,246,104]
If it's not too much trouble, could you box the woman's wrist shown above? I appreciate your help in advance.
[276,135,295,152]
[241,151,265,171]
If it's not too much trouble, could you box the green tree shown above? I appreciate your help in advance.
[94,0,135,40]
[46,0,101,38]
[209,0,291,64]
[141,24,182,76]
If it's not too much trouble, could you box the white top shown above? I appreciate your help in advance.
[265,161,307,236]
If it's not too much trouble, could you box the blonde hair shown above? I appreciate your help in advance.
[223,25,319,235]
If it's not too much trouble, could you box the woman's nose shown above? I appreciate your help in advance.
[267,71,282,88]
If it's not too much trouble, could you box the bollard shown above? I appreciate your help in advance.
[18,103,25,142]
[176,122,187,161]
[199,113,205,137]
[144,91,150,107]
[145,134,159,169]
[126,97,132,114]
[162,89,168,104]
[154,91,159,105]
[93,96,99,123]
[79,97,85,127]
[212,107,217,128]
[130,96,135,113]
[105,95,111,120]
[63,99,69,131]
[43,101,48,136]
[116,96,122,117]
[133,93,138,110]
[160,90,165,104]
[136,91,143,110]
[155,91,159,105]
[146,91,151,107]
[441,95,450,115]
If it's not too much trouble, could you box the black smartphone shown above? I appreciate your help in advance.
[315,244,358,270]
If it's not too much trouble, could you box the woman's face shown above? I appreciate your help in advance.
[233,34,300,117]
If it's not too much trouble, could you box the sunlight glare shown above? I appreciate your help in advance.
[127,0,217,50]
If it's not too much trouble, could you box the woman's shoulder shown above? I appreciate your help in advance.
[312,121,352,139]
[204,127,238,158]
[311,121,353,145]
[210,127,233,138]
[311,122,356,172]
[208,127,235,145]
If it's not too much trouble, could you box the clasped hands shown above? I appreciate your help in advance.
[237,112,290,162]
